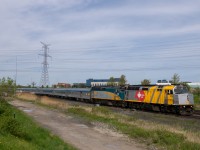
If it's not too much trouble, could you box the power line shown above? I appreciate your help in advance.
[1,36,200,53]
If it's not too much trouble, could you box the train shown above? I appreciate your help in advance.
[18,84,194,115]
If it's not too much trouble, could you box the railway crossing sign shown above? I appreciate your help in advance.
[135,91,145,101]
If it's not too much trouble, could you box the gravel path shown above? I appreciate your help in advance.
[10,99,146,150]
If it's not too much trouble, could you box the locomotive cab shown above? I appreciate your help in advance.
[173,85,194,115]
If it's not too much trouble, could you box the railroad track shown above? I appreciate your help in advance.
[190,110,200,119]
[194,110,200,115]
[178,110,200,120]
[190,114,200,119]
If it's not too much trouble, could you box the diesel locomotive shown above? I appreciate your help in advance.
[18,84,194,115]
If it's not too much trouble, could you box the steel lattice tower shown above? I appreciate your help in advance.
[39,42,51,87]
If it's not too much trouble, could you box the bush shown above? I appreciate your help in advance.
[0,77,15,97]
[0,116,27,138]
[0,101,12,116]
[194,95,200,104]
[0,99,76,150]
[193,87,200,96]
[0,100,28,139]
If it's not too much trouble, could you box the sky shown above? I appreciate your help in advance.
[0,0,200,86]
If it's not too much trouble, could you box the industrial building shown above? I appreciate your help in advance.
[86,78,120,87]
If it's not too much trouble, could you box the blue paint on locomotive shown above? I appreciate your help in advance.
[91,87,125,100]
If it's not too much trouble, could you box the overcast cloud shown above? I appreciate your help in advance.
[0,0,200,85]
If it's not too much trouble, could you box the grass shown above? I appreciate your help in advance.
[194,94,200,110]
[17,94,200,150]
[67,106,200,150]
[0,98,76,150]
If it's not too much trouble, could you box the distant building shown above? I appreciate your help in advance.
[53,83,71,88]
[86,78,120,87]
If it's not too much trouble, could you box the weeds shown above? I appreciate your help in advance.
[17,94,200,150]
[68,106,200,150]
[0,98,76,150]
[92,106,111,115]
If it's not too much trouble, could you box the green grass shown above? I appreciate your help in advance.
[194,94,200,104]
[16,95,200,150]
[194,94,200,110]
[0,99,76,150]
[67,106,200,150]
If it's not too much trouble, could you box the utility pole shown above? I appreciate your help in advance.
[39,42,51,87]
[14,56,17,96]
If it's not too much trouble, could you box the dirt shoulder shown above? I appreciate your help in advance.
[10,99,146,150]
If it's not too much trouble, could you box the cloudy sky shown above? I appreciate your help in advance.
[0,0,200,86]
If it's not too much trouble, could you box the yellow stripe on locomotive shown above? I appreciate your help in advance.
[92,91,122,101]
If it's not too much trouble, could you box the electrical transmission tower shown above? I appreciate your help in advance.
[39,42,51,87]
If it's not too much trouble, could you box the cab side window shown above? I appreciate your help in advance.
[166,90,173,94]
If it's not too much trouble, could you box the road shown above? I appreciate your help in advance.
[10,99,147,150]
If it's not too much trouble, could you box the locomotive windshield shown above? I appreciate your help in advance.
[174,85,188,94]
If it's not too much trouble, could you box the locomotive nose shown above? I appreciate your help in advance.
[187,94,194,105]
[174,93,194,105]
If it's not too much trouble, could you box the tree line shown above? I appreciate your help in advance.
[141,73,182,85]
[0,73,200,97]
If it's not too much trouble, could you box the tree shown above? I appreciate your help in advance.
[181,82,191,92]
[72,83,86,88]
[77,83,86,88]
[193,87,200,96]
[171,73,180,84]
[119,74,127,86]
[141,79,151,85]
[0,77,15,97]
[108,77,115,86]
[31,82,36,88]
